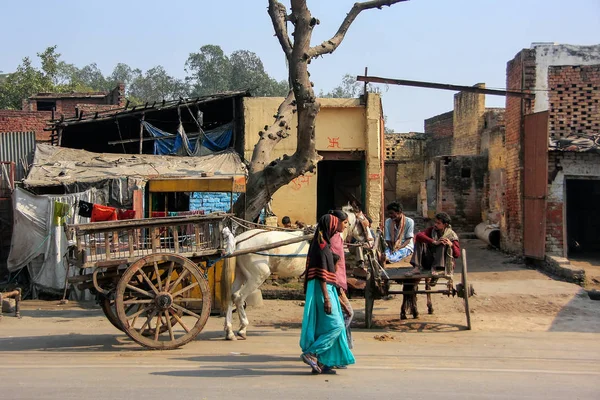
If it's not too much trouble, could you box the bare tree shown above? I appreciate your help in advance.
[233,0,407,220]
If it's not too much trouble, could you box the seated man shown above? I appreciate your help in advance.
[407,212,460,276]
[281,216,293,228]
[384,202,415,263]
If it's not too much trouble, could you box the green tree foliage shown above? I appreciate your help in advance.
[186,45,288,97]
[0,44,288,110]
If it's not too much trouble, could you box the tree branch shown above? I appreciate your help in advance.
[268,0,293,59]
[307,0,408,59]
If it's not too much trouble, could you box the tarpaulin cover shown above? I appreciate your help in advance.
[7,187,102,297]
[24,144,246,187]
[143,121,233,156]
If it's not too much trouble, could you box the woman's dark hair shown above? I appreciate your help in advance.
[332,253,341,265]
[386,202,403,213]
[435,212,451,225]
[328,209,348,221]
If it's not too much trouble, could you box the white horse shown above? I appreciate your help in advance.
[221,208,373,340]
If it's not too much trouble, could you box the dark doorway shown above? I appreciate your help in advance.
[317,160,364,218]
[566,179,600,257]
[384,163,397,207]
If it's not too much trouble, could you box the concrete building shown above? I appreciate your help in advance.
[244,94,385,228]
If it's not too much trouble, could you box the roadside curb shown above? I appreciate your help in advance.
[542,255,586,286]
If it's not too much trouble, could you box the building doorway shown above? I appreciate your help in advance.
[317,160,364,218]
[566,179,600,257]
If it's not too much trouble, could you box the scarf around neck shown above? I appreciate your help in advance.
[304,214,339,290]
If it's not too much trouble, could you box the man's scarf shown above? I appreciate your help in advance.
[393,214,406,249]
[432,225,459,265]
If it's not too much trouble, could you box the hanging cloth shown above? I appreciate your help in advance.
[91,204,118,222]
[78,200,93,218]
[53,201,71,226]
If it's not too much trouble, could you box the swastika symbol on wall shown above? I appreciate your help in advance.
[327,137,340,148]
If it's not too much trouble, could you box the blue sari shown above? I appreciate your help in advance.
[299,214,355,368]
[300,280,355,367]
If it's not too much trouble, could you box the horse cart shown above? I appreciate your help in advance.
[66,214,230,350]
[362,235,473,330]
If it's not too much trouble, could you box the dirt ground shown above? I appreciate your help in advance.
[4,239,599,337]
[253,239,600,334]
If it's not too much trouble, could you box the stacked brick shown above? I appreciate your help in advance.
[548,65,600,139]
[503,49,536,253]
[0,110,53,141]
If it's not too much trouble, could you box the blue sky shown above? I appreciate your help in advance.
[1,0,599,132]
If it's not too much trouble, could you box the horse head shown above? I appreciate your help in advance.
[341,205,374,245]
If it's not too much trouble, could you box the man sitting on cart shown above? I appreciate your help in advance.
[406,212,460,276]
[384,202,415,263]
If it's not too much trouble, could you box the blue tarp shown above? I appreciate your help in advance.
[142,121,233,156]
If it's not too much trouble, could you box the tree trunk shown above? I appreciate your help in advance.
[233,0,407,221]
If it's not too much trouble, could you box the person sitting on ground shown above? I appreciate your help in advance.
[407,212,460,276]
[384,202,415,263]
[281,216,293,228]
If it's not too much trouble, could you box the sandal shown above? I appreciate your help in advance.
[404,267,421,277]
[312,365,337,375]
[301,353,321,374]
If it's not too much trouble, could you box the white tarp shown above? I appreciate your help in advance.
[7,187,104,297]
[24,144,247,187]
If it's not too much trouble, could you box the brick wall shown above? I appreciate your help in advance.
[0,110,53,141]
[546,151,600,255]
[503,48,536,253]
[437,155,487,231]
[484,126,507,225]
[425,111,453,138]
[548,64,600,140]
[452,84,486,156]
[385,133,426,210]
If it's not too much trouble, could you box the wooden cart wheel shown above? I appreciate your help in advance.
[99,293,124,331]
[364,255,375,329]
[115,253,211,350]
[461,249,472,330]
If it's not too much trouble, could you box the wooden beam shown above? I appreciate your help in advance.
[356,75,535,99]
[139,112,145,154]
[226,234,312,258]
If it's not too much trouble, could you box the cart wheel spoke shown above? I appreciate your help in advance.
[138,268,159,294]
[164,261,175,291]
[127,304,152,321]
[165,311,175,341]
[154,314,162,341]
[172,303,202,319]
[171,281,199,298]
[153,261,163,291]
[170,310,191,333]
[138,310,157,333]
[126,283,155,299]
[168,269,189,294]
[123,299,153,304]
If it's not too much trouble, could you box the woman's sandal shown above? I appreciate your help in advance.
[301,353,322,374]
[312,364,337,375]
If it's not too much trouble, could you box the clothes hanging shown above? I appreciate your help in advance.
[117,209,136,220]
[91,204,118,222]
[53,202,71,226]
[78,200,93,218]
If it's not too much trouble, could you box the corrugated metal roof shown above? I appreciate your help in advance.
[0,131,36,181]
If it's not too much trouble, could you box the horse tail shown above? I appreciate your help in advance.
[220,256,235,314]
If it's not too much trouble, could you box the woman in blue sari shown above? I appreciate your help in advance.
[300,214,355,374]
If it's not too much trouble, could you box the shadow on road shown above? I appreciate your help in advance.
[152,366,309,378]
[0,333,140,352]
[548,289,600,333]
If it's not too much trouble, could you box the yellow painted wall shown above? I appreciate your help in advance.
[243,96,382,227]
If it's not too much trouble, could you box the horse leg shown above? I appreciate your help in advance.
[233,261,271,339]
[224,270,244,341]
[425,279,434,315]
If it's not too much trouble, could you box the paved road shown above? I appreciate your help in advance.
[1,316,598,399]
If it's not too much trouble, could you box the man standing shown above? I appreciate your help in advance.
[407,212,460,276]
[384,202,415,263]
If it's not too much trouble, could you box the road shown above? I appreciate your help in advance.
[1,313,599,400]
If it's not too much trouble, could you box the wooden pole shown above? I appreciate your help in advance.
[139,113,145,154]
[225,234,312,258]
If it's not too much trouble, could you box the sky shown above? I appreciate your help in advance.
[1,0,599,132]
